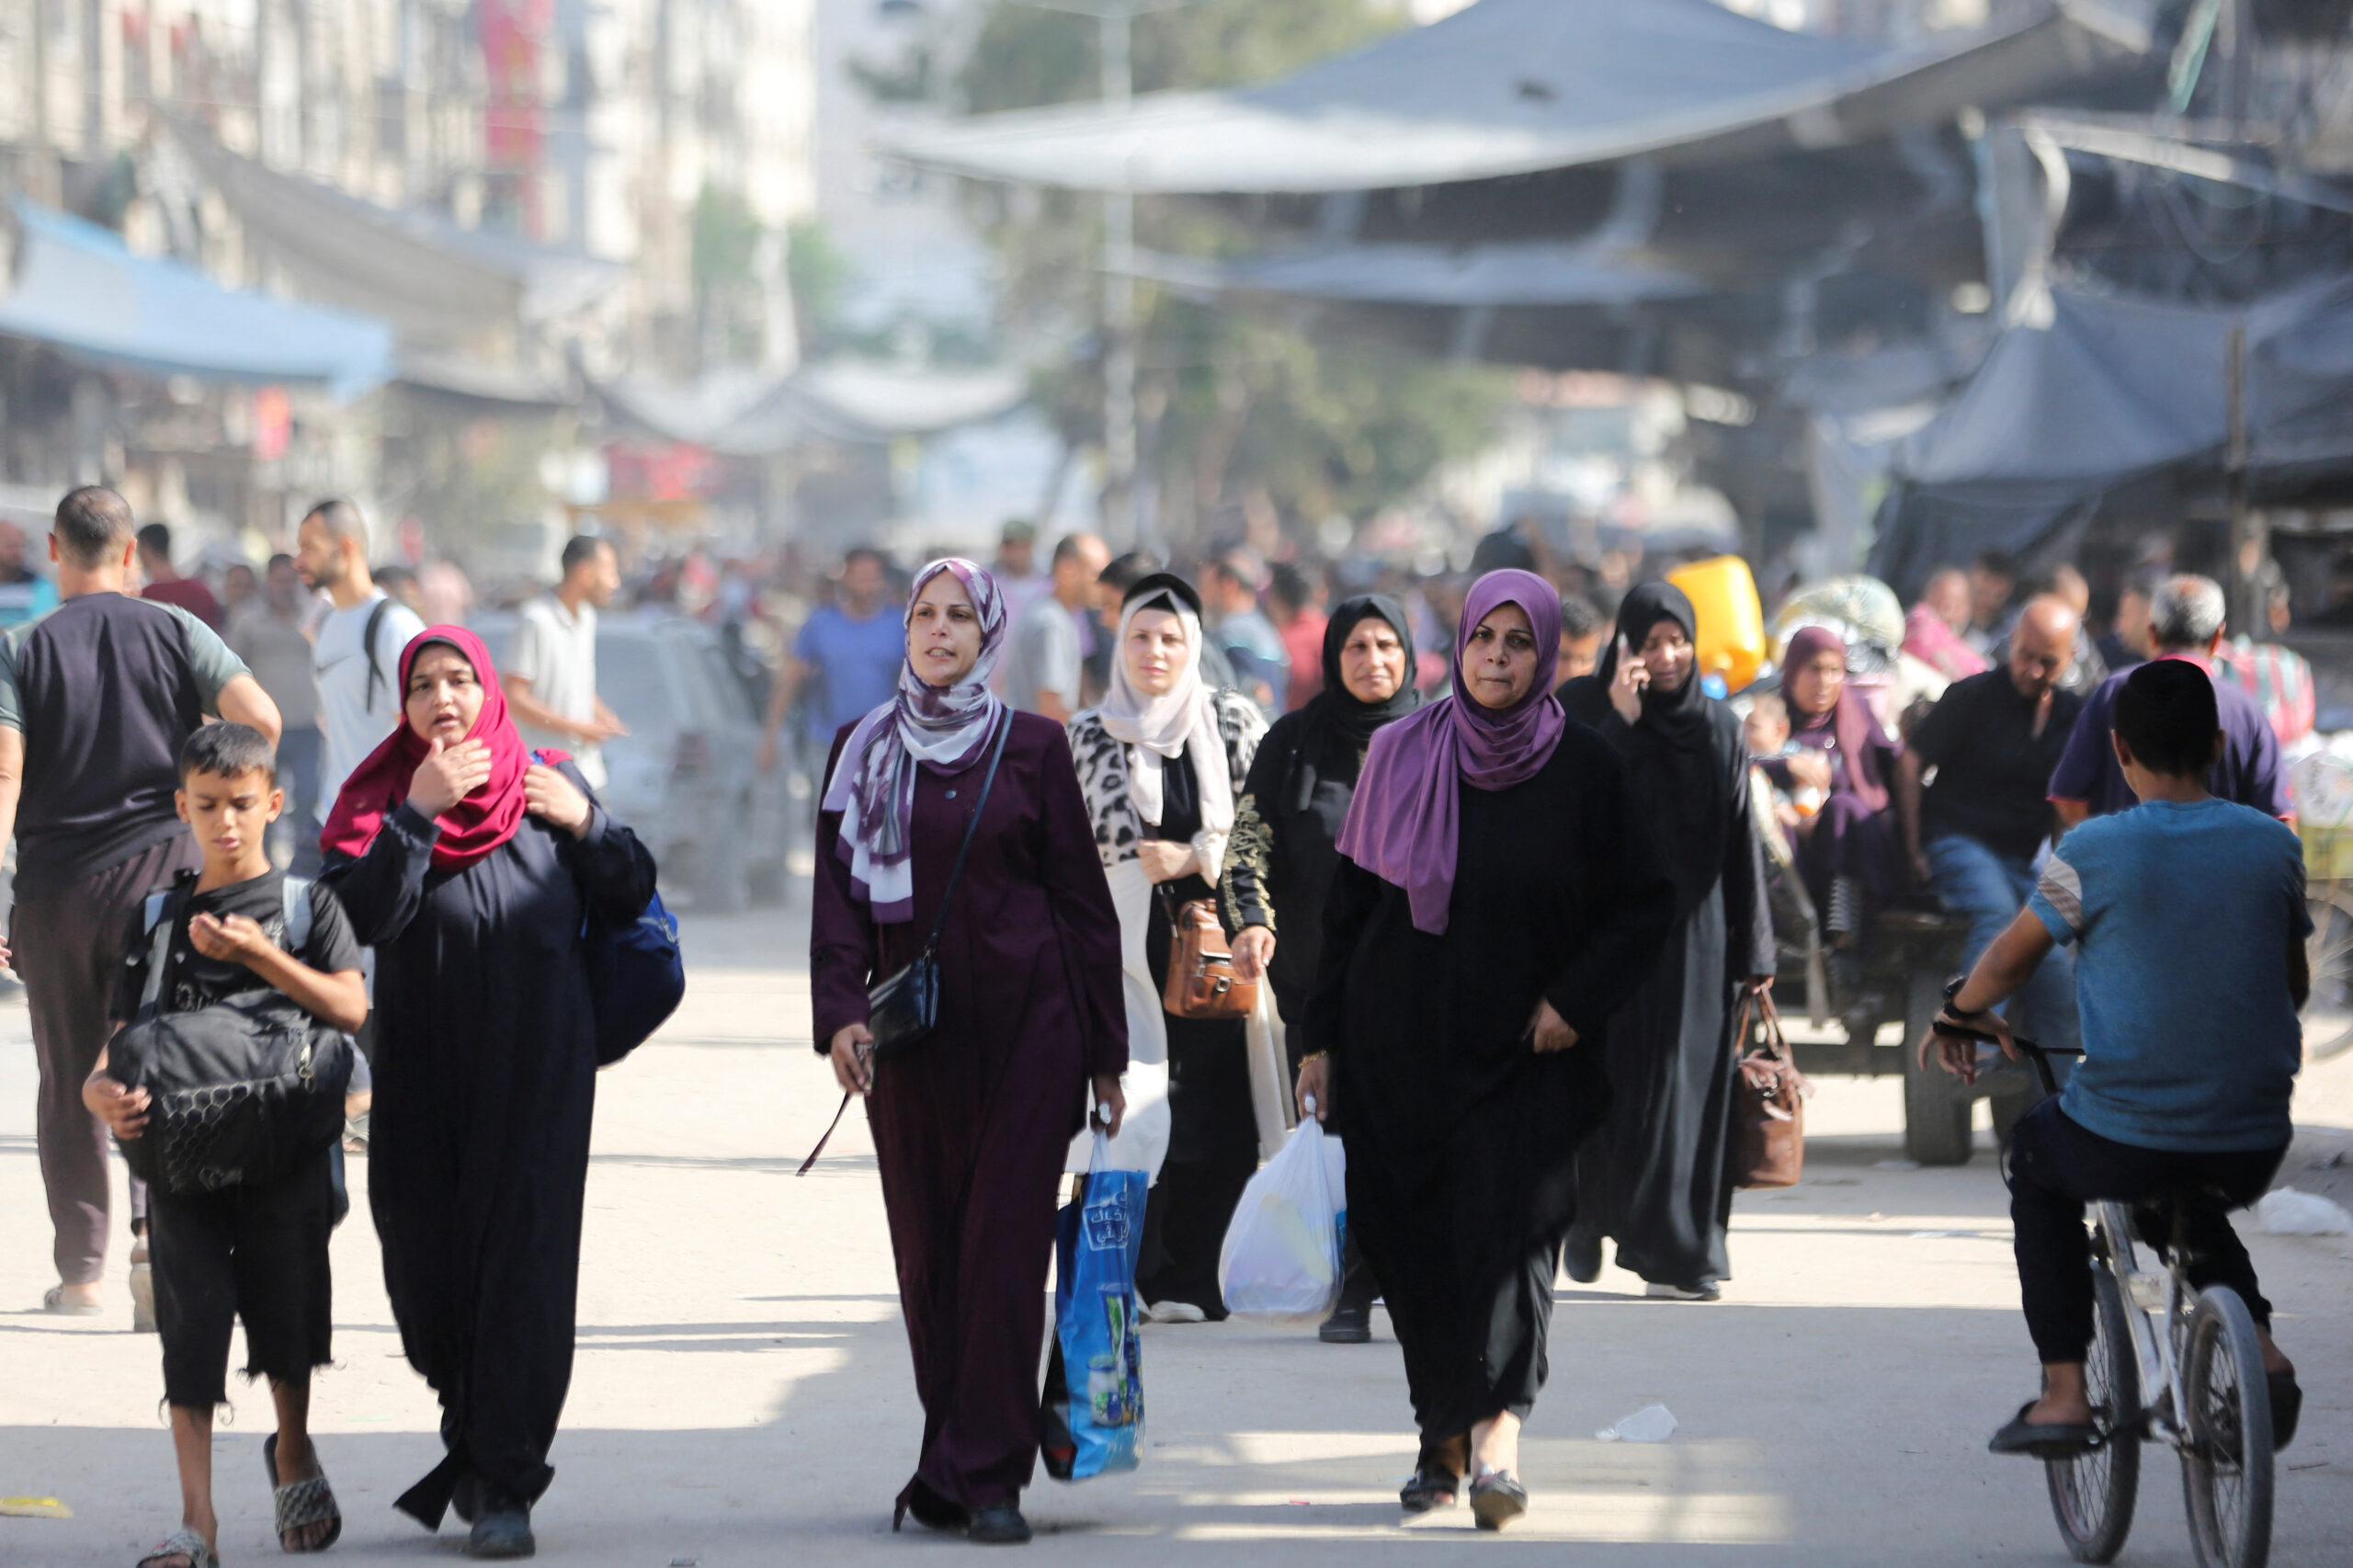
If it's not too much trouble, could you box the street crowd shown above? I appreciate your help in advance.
[3,486,2314,1559]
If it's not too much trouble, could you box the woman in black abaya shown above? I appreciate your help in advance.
[1295,571,1675,1529]
[1558,583,1773,1301]
[322,628,656,1559]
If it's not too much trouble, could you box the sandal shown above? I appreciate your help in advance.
[1987,1401,2102,1460]
[138,1527,220,1568]
[263,1434,342,1553]
[1469,1469,1529,1532]
[41,1284,102,1316]
[1398,1464,1461,1514]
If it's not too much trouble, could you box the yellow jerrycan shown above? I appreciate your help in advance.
[1665,555,1767,693]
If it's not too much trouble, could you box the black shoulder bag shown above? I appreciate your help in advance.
[800,714,1011,1174]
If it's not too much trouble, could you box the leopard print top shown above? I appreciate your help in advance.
[1066,688,1267,868]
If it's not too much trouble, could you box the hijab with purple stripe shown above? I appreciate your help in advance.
[1336,568,1566,936]
[820,557,1007,922]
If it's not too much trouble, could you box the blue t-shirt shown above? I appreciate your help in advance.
[794,603,905,744]
[2029,799,2309,1152]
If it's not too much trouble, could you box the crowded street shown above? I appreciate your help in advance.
[6,904,2351,1567]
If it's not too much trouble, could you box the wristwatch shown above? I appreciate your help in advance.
[1940,972,1986,1019]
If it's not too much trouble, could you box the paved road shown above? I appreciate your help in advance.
[3,905,2349,1567]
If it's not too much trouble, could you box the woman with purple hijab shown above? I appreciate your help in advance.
[810,559,1127,1545]
[1295,569,1677,1530]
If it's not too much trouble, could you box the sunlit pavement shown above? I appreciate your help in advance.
[4,904,2349,1567]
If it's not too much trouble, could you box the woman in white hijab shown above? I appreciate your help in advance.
[1066,573,1272,1322]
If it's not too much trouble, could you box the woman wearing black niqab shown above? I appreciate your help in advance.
[1221,596,1419,1340]
[1558,582,1774,1300]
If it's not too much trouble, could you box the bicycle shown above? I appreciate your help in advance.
[1971,1033,2277,1568]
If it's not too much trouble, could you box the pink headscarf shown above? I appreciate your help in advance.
[1336,569,1565,936]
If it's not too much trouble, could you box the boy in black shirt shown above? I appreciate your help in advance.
[83,724,366,1568]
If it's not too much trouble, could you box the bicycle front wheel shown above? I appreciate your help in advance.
[2182,1286,2275,1568]
[2046,1262,2141,1562]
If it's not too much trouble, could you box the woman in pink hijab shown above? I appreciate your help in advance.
[1292,570,1677,1530]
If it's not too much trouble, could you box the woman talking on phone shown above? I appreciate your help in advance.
[1557,584,1774,1302]
[809,558,1126,1545]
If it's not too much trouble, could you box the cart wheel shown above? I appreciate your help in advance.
[2046,1262,2141,1562]
[2302,885,2353,1062]
[1902,966,1972,1165]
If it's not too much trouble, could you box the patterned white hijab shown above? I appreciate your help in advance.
[820,558,1006,922]
[1097,584,1232,834]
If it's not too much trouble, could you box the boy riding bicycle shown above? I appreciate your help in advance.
[1925,658,2305,1459]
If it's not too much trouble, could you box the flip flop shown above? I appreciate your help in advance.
[137,1527,219,1568]
[40,1285,102,1316]
[1988,1401,2102,1459]
[2269,1369,2302,1450]
[263,1434,342,1554]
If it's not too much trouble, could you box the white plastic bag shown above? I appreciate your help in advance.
[2256,1187,2353,1236]
[1217,1117,1343,1323]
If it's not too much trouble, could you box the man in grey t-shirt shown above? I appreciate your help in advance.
[1000,532,1108,723]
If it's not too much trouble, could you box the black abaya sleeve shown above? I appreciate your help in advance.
[556,799,659,925]
[1296,852,1383,1063]
[1540,755,1677,1041]
[320,802,440,947]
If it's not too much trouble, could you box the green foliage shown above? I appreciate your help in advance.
[690,183,764,290]
[945,0,1506,535]
[785,218,852,348]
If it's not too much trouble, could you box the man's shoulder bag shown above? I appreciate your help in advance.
[106,879,356,1195]
[1733,985,1807,1189]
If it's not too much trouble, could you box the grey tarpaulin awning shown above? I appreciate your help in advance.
[1868,277,2353,593]
[886,0,2154,195]
[597,362,1029,456]
[1133,239,1702,307]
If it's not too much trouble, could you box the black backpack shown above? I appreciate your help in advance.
[105,879,356,1194]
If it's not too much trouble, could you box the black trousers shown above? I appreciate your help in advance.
[16,834,201,1284]
[150,1151,335,1408]
[2006,1098,2285,1364]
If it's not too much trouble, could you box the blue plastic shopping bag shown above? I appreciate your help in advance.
[1040,1133,1146,1481]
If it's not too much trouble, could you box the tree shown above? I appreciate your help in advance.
[937,1,1508,541]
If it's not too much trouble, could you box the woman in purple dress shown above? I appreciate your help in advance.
[1763,624,1902,1011]
[809,559,1127,1546]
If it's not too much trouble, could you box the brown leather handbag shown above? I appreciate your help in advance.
[1159,891,1257,1020]
[1733,986,1808,1189]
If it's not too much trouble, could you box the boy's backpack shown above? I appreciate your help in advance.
[104,878,356,1194]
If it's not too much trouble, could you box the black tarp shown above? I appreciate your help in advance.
[1869,276,2353,596]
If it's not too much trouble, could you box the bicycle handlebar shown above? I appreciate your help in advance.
[1928,1015,2083,1096]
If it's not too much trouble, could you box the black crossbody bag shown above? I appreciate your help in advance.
[801,715,1010,1173]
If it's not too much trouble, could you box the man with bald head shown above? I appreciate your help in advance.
[1897,595,2088,1054]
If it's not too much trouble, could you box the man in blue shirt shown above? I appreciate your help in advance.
[757,548,907,771]
[1927,658,2306,1458]
[2048,574,2287,828]
[1202,549,1288,720]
